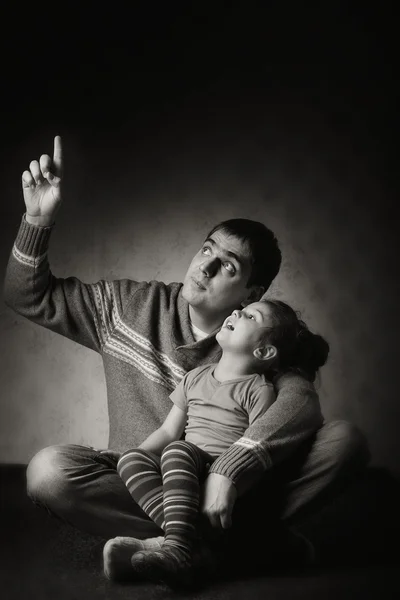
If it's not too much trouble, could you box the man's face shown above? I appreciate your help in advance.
[216,301,274,353]
[182,230,257,320]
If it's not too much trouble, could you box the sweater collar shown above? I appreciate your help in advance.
[174,287,222,362]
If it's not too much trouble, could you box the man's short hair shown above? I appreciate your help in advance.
[206,218,282,289]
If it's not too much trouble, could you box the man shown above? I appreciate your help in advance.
[4,136,369,579]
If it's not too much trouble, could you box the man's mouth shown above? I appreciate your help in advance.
[192,278,206,290]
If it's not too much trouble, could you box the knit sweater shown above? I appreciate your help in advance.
[3,215,324,494]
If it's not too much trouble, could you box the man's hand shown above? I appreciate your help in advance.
[98,449,121,466]
[200,472,237,530]
[22,135,63,227]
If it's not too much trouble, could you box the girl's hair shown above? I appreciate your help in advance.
[261,299,329,382]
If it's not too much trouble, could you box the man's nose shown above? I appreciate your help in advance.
[200,258,218,278]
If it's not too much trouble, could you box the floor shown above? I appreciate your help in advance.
[1,464,399,600]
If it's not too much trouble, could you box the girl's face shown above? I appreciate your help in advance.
[216,301,274,353]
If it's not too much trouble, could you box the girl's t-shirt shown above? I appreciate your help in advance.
[169,364,276,457]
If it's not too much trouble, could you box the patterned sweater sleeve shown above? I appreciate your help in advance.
[209,372,323,495]
[3,215,141,353]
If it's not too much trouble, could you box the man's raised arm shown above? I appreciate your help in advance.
[4,136,140,353]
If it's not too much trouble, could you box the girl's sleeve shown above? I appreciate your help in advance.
[247,383,276,425]
[169,376,189,411]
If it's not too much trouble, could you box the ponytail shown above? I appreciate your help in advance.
[291,327,330,382]
[261,299,329,382]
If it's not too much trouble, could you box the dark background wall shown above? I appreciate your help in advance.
[0,3,399,470]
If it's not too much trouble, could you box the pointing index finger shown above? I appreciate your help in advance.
[53,135,63,175]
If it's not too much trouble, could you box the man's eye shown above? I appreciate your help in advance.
[224,262,235,273]
[248,314,255,319]
[202,246,211,255]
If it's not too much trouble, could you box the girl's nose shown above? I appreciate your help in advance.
[232,309,241,319]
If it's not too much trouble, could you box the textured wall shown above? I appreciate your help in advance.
[0,86,399,471]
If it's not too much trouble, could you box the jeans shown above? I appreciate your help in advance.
[26,420,370,540]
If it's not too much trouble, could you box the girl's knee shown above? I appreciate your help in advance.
[117,448,158,475]
[162,440,191,456]
[117,448,132,470]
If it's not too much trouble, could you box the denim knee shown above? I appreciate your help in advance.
[322,420,371,469]
[26,445,69,505]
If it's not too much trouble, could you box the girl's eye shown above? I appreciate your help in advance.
[248,314,255,319]
[224,262,235,273]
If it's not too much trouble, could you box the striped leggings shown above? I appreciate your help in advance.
[117,441,214,556]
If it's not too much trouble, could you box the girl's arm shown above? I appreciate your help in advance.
[139,404,187,455]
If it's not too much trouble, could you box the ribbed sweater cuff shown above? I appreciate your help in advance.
[208,442,270,493]
[15,214,53,256]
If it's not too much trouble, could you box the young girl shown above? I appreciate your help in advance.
[106,299,329,586]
